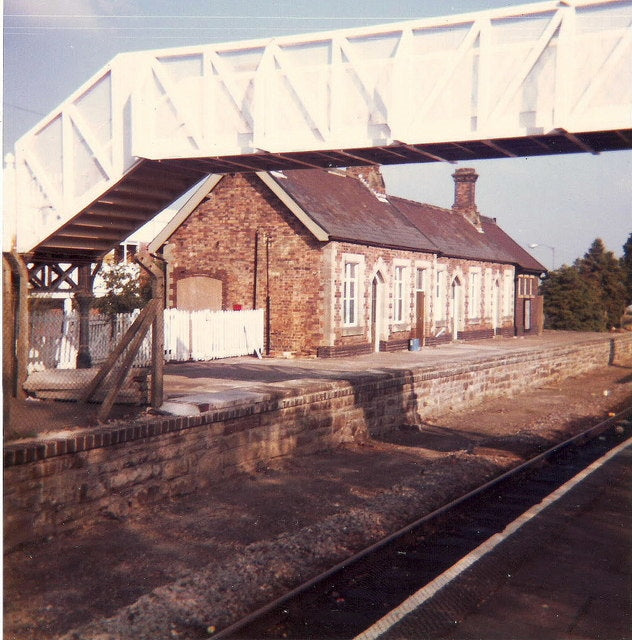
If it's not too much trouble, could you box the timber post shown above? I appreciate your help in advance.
[5,251,30,400]
[136,251,165,409]
[79,253,163,422]
[3,254,18,424]
[75,263,101,369]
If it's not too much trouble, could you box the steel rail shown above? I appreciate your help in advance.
[212,405,632,639]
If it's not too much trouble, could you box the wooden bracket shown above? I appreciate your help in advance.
[78,249,165,422]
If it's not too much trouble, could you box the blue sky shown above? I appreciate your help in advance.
[3,0,631,268]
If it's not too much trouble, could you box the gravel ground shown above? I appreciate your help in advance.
[4,362,632,640]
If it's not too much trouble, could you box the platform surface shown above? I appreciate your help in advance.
[365,443,632,640]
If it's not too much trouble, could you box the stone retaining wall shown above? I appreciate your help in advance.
[5,333,632,550]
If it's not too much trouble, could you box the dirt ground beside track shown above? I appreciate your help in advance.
[4,361,632,640]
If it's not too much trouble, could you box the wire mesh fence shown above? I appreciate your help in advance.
[28,310,152,373]
[5,308,264,442]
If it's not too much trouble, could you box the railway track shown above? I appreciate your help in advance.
[214,409,632,640]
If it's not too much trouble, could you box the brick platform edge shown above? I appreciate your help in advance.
[4,334,632,550]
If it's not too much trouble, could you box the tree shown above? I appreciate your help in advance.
[576,238,626,328]
[540,265,606,332]
[93,262,152,317]
[621,232,632,306]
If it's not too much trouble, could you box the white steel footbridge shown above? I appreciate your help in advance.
[5,0,632,265]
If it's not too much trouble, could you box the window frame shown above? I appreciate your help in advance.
[524,298,532,330]
[435,268,447,321]
[503,269,514,316]
[343,260,359,327]
[341,253,364,328]
[415,266,427,293]
[484,268,493,318]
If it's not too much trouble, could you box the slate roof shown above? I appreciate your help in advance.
[389,196,546,273]
[269,170,435,252]
[271,169,546,273]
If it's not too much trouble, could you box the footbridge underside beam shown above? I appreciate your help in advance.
[22,127,632,266]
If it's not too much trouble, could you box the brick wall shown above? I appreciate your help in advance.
[515,294,544,336]
[165,174,324,356]
[5,333,631,550]
[327,241,437,349]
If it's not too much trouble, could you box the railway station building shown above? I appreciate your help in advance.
[149,166,546,357]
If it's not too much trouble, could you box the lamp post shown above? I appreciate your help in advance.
[529,243,555,270]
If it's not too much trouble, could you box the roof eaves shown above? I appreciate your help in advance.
[257,172,330,242]
[516,262,548,274]
[432,247,520,265]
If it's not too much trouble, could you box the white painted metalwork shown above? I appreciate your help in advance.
[8,0,632,255]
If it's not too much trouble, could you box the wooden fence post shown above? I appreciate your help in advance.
[5,251,29,399]
[136,251,165,409]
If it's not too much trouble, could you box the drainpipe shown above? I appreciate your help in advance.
[265,233,271,355]
[254,228,266,310]
[514,271,520,337]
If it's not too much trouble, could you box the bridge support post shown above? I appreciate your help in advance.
[3,255,14,424]
[75,266,93,369]
[3,252,24,426]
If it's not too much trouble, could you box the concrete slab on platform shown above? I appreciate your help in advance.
[162,389,274,415]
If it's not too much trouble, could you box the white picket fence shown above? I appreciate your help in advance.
[164,308,264,362]
[28,308,264,372]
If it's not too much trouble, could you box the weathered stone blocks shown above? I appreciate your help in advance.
[4,334,632,549]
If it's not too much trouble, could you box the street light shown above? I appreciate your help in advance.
[529,243,555,270]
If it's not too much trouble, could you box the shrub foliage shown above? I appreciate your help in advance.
[93,262,152,318]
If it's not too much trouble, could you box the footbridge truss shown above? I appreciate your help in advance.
[5,0,632,264]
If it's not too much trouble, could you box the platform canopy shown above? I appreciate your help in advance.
[5,0,632,263]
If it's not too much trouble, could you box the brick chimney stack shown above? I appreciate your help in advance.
[345,165,386,195]
[452,167,482,231]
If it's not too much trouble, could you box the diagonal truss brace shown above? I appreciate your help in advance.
[27,261,101,292]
